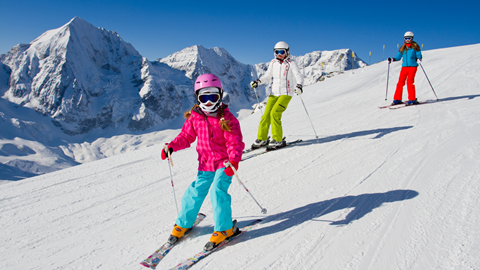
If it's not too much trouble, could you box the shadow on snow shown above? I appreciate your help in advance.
[434,94,480,102]
[241,189,419,240]
[296,126,414,147]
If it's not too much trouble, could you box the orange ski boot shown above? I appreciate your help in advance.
[204,220,239,251]
[168,224,190,244]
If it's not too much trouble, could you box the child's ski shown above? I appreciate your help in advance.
[169,219,262,270]
[243,136,270,154]
[242,139,303,161]
[379,103,405,109]
[380,100,435,109]
[389,100,432,110]
[140,213,206,269]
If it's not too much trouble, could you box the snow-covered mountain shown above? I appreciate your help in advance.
[157,45,259,112]
[0,17,194,136]
[295,49,367,85]
[0,17,366,180]
[1,43,479,269]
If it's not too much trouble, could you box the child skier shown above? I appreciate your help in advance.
[388,31,423,105]
[161,73,245,251]
[250,41,304,150]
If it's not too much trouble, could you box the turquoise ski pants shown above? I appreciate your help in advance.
[175,168,233,231]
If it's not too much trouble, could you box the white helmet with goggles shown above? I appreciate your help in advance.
[404,31,414,38]
[274,41,290,57]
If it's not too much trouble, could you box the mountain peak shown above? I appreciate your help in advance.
[67,16,89,26]
[158,45,236,79]
[1,17,145,136]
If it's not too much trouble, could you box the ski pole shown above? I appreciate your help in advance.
[419,62,439,101]
[253,86,264,115]
[385,62,390,100]
[301,57,319,139]
[251,66,264,115]
[224,161,267,214]
[299,95,319,139]
[164,145,179,215]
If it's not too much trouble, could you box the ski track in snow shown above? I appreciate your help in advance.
[1,44,480,270]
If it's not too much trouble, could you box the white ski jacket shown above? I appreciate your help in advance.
[258,57,304,97]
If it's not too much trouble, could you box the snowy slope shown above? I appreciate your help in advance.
[1,43,480,270]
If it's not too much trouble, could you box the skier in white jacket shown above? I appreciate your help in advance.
[250,41,304,150]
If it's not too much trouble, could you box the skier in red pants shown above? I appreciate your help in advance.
[388,31,423,105]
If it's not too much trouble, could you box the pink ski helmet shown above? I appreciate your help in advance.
[194,74,223,93]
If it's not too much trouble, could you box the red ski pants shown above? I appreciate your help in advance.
[394,66,418,101]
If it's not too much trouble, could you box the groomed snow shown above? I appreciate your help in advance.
[1,43,480,270]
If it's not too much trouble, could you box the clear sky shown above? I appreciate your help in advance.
[1,0,479,65]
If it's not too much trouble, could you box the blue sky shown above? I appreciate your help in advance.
[1,0,479,65]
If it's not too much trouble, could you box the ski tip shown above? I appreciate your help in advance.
[140,262,153,268]
[251,219,263,224]
[198,213,206,218]
[250,219,263,226]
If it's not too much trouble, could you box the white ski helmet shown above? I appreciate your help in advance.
[404,31,414,38]
[274,41,290,57]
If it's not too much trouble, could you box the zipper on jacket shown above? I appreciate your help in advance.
[284,59,290,95]
[203,113,216,159]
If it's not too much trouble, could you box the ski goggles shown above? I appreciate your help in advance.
[274,49,286,55]
[404,37,412,40]
[198,93,220,103]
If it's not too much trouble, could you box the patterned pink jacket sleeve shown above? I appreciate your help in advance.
[169,117,197,152]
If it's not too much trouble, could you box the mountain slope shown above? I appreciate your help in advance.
[1,43,479,269]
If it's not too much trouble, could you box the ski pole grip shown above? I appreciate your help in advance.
[224,161,241,182]
[164,145,174,167]
[223,161,237,173]
[223,160,233,169]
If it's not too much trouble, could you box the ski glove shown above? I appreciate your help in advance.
[161,144,173,160]
[250,79,260,88]
[387,57,393,63]
[224,161,239,177]
[417,58,422,63]
[294,84,303,95]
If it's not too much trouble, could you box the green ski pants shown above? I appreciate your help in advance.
[257,95,292,142]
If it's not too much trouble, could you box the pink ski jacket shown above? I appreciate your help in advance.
[168,105,244,172]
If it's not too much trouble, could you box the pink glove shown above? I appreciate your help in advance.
[224,161,239,177]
